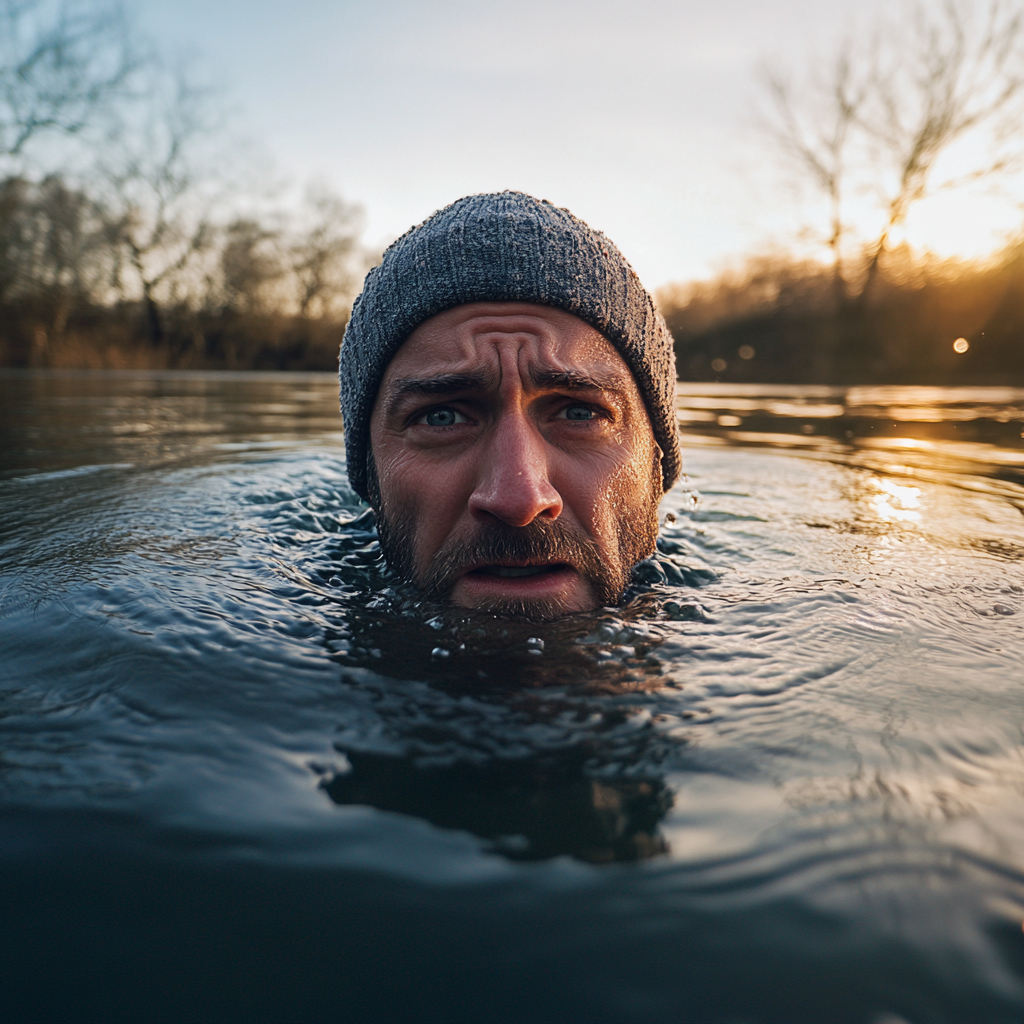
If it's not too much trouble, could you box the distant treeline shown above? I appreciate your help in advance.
[658,244,1024,386]
[0,173,365,371]
[6,179,1024,384]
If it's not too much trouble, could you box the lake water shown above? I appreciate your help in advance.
[1,370,1023,1023]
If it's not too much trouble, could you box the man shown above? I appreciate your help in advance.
[339,191,681,620]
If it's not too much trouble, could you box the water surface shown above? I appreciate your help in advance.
[2,370,1023,1023]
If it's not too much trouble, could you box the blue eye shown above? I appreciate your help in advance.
[422,408,463,426]
[563,404,595,421]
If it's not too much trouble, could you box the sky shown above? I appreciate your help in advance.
[132,0,1021,289]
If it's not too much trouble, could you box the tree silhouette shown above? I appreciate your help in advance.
[760,0,1024,302]
[0,0,138,162]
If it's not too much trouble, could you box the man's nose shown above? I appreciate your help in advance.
[467,410,563,527]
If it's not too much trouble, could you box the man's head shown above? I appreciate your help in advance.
[339,192,680,619]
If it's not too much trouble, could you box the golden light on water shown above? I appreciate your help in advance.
[953,338,970,354]
[675,385,1024,496]
[870,478,922,523]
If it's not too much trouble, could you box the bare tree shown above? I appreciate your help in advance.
[0,0,139,162]
[288,186,363,320]
[102,67,217,344]
[26,173,111,333]
[760,41,871,301]
[860,0,1024,295]
[220,216,282,316]
[759,0,1024,302]
[0,172,114,362]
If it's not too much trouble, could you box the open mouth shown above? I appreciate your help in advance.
[451,560,589,613]
[469,563,570,579]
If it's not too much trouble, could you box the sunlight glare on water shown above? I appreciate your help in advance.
[1,370,1022,1023]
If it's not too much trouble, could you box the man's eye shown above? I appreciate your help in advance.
[419,407,466,426]
[561,404,596,421]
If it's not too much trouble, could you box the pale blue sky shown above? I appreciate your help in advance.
[134,0,1002,289]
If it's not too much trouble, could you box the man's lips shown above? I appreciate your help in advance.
[467,562,572,579]
[449,560,593,611]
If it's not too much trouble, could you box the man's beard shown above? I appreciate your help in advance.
[373,471,660,621]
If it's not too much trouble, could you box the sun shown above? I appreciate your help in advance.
[897,189,1018,261]
[885,135,1024,261]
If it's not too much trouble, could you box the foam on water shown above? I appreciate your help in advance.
[1,370,1022,1023]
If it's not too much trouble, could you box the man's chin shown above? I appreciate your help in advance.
[448,566,599,620]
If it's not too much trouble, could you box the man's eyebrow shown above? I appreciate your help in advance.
[529,367,631,394]
[385,372,496,403]
[383,368,630,412]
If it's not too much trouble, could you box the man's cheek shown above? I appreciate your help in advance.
[578,459,644,524]
[402,482,470,573]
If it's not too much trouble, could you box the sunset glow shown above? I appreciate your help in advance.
[898,189,1020,263]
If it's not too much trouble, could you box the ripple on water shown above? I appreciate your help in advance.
[1,373,1023,1020]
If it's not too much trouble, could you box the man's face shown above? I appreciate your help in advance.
[367,302,662,619]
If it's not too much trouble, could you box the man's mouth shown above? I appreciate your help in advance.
[470,563,569,579]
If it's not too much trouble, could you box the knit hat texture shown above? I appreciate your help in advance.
[338,191,681,500]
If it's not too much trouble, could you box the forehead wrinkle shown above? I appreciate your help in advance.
[381,317,635,415]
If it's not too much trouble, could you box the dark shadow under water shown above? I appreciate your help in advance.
[322,751,672,862]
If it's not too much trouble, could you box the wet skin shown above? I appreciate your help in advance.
[368,302,662,616]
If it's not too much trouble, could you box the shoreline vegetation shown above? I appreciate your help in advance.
[3,212,1023,385]
[0,171,366,374]
[656,242,1024,386]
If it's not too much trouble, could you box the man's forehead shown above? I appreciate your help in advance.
[381,302,635,387]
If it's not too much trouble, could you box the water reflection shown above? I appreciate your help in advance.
[0,369,344,479]
[319,575,699,862]
[304,500,720,865]
[678,382,1024,495]
[868,478,922,522]
[322,750,672,862]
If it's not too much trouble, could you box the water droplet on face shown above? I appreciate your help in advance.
[993,603,1015,616]
[328,576,342,587]
[431,647,450,658]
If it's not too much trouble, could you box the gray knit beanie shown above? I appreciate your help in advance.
[339,191,681,501]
